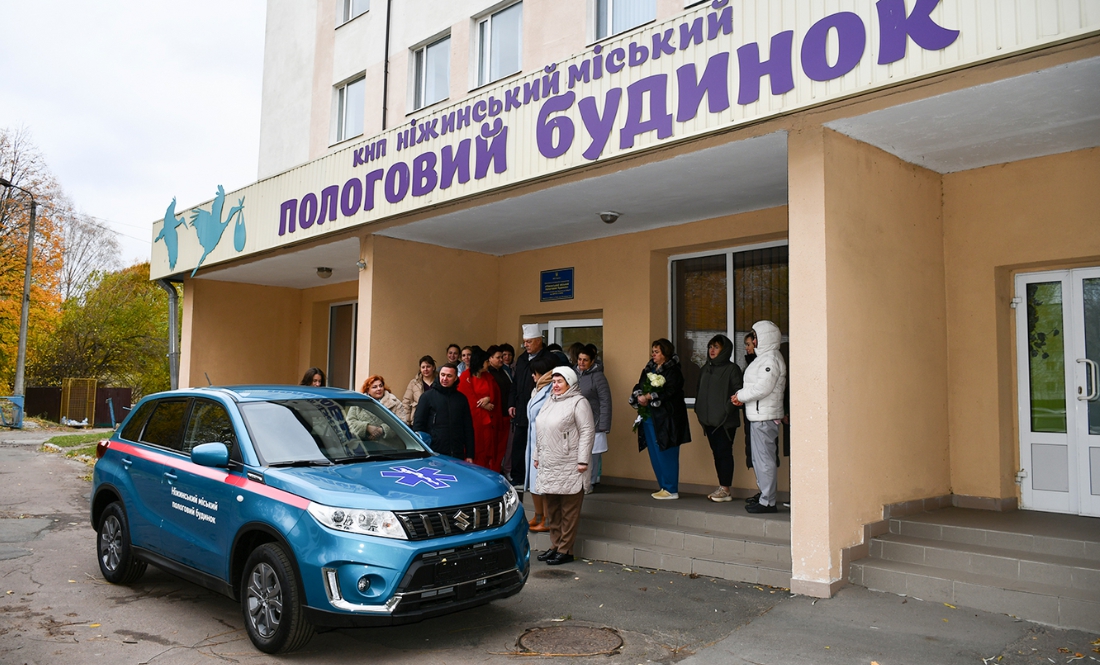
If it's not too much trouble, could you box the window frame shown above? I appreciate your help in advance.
[412,34,451,111]
[335,75,366,144]
[667,240,789,405]
[339,0,370,25]
[475,2,523,88]
[593,0,657,42]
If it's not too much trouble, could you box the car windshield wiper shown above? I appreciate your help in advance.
[328,455,371,464]
[364,450,431,461]
[267,459,333,468]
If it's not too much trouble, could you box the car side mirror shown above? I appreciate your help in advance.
[191,442,230,468]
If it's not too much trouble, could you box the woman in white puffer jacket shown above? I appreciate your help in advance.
[732,321,787,513]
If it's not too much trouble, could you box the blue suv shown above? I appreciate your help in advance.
[91,386,528,653]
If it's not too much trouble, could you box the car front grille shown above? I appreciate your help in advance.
[394,497,508,541]
[394,539,519,614]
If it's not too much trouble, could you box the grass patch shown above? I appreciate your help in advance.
[47,431,110,448]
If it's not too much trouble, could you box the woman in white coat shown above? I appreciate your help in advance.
[533,366,595,566]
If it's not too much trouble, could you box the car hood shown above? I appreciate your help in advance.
[261,455,511,511]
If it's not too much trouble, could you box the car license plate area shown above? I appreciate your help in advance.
[399,540,515,592]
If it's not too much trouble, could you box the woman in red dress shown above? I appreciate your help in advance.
[458,346,502,471]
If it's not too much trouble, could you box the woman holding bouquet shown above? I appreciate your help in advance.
[629,338,691,499]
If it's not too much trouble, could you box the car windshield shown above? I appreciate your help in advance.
[238,397,429,466]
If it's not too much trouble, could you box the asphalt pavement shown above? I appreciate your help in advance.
[1,437,1097,665]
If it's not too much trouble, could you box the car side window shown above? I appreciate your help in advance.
[139,400,189,452]
[119,401,155,442]
[184,400,240,460]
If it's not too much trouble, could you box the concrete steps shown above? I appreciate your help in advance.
[850,509,1100,631]
[525,487,792,588]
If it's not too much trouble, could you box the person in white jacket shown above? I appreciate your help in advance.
[731,320,787,514]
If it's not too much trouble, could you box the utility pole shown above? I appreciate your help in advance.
[0,176,37,399]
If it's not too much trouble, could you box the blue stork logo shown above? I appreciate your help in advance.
[380,466,458,489]
[155,185,246,276]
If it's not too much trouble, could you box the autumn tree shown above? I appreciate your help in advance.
[0,127,64,393]
[29,262,172,399]
[57,207,121,301]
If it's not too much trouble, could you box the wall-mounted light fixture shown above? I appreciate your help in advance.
[316,267,333,279]
[356,259,367,271]
[598,211,621,224]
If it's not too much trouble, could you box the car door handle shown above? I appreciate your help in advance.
[122,458,133,469]
[163,471,177,481]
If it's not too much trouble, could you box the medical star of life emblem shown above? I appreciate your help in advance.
[380,466,458,489]
[452,510,472,531]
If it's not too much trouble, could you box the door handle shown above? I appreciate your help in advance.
[1078,358,1100,401]
[163,471,177,482]
[121,458,133,469]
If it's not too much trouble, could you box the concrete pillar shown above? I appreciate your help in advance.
[787,124,839,597]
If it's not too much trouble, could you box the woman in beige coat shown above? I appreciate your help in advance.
[533,366,594,566]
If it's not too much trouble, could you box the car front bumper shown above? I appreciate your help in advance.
[289,509,530,627]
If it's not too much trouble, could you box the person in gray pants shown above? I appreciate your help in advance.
[731,321,787,514]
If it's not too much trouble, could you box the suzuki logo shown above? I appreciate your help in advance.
[452,510,471,531]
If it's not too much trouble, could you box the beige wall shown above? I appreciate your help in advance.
[943,146,1100,500]
[354,235,501,394]
[180,279,301,387]
[789,127,951,595]
[180,277,358,389]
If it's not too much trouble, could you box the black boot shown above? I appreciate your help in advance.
[536,548,558,562]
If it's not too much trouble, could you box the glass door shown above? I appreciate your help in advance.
[1071,269,1100,517]
[1015,269,1100,516]
[547,319,603,361]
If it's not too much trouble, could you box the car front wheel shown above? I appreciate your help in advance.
[96,502,146,584]
[241,543,314,653]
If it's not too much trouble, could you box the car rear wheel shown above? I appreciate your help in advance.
[96,502,147,584]
[241,543,313,653]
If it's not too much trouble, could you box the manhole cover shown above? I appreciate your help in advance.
[517,626,623,656]
[532,568,575,579]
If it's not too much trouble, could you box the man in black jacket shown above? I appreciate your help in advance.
[508,324,556,485]
[412,364,475,462]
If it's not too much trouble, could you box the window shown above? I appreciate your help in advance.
[139,400,189,452]
[671,244,788,399]
[414,36,451,110]
[477,3,522,87]
[184,400,239,458]
[120,401,155,442]
[596,0,655,40]
[336,76,365,142]
[341,0,369,24]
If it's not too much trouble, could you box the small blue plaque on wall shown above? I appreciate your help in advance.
[540,268,574,302]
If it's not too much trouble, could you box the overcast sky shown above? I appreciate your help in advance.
[0,1,267,264]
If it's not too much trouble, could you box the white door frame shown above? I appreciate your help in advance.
[547,318,603,347]
[1015,268,1100,516]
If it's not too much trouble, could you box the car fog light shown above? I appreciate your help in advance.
[357,576,371,592]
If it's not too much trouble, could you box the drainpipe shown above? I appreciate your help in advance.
[157,280,180,390]
[381,0,393,130]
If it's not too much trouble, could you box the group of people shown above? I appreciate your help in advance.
[627,320,788,514]
[295,318,787,565]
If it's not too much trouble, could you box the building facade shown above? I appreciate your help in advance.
[151,0,1100,598]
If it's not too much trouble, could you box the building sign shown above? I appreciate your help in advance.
[540,268,575,302]
[151,0,1100,279]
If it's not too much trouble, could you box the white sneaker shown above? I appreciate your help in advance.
[708,487,733,502]
[652,489,679,500]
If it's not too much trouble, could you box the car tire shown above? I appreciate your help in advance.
[96,502,147,584]
[241,543,314,654]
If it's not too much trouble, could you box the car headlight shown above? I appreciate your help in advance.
[307,502,407,540]
[503,485,519,523]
